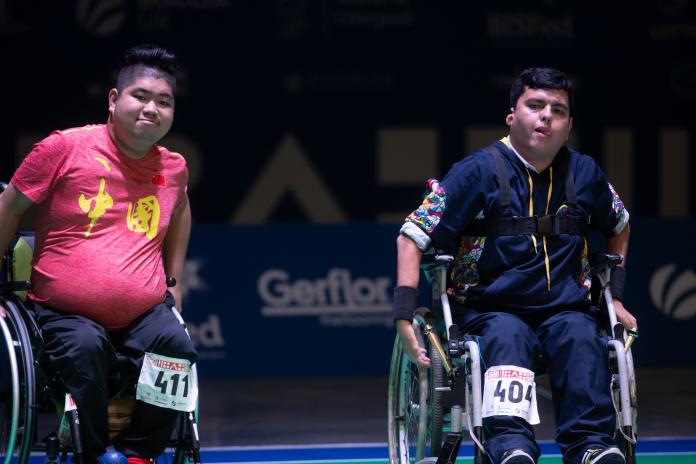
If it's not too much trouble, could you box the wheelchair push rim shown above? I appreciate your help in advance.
[0,298,36,464]
[0,313,20,464]
[387,330,444,464]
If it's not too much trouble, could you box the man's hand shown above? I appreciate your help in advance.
[396,319,431,367]
[613,299,637,333]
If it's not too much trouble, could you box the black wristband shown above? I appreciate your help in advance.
[610,266,626,302]
[393,286,419,322]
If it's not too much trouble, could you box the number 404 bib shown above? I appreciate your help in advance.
[482,365,540,425]
[137,352,198,412]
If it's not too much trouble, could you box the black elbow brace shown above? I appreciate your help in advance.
[393,286,419,322]
[610,266,626,302]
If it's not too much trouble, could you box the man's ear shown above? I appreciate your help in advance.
[108,88,119,113]
[505,108,515,126]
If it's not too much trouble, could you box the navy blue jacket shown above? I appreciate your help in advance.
[403,139,629,316]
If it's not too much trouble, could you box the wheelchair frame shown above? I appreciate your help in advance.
[387,252,638,464]
[0,231,202,464]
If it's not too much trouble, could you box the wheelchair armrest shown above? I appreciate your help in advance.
[589,252,623,273]
[421,248,454,265]
[420,249,454,280]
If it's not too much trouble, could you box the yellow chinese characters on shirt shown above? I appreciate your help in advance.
[127,195,160,240]
[78,170,160,240]
[78,178,113,237]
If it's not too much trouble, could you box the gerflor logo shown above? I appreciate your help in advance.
[257,268,393,327]
[649,264,696,320]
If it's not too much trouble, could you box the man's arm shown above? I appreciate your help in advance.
[395,234,431,367]
[0,183,33,262]
[163,194,191,311]
[606,223,636,331]
[607,223,629,261]
[397,234,422,288]
[0,184,33,316]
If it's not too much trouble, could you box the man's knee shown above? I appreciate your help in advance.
[46,319,110,364]
[479,313,538,365]
[50,325,111,384]
[551,310,595,330]
[74,328,111,358]
[541,312,607,371]
[166,328,197,363]
[128,305,197,363]
[545,311,603,346]
[152,321,197,363]
[485,313,536,346]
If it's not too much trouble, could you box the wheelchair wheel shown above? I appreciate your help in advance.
[428,344,444,457]
[0,298,36,464]
[388,327,443,463]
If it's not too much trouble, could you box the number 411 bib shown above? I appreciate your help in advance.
[137,352,198,412]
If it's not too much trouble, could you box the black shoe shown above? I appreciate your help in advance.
[501,449,535,464]
[581,447,626,464]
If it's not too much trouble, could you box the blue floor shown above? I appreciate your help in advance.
[22,437,696,464]
[169,437,696,463]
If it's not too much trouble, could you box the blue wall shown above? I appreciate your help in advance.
[183,219,696,378]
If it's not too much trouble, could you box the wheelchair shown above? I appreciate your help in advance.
[0,217,201,463]
[387,251,638,464]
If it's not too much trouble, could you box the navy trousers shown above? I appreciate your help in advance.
[31,294,197,463]
[457,310,617,464]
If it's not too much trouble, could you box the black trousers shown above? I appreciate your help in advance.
[31,294,197,463]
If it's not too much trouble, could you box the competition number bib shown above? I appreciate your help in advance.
[137,352,197,412]
[482,365,540,425]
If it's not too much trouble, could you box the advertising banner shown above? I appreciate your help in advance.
[183,220,696,378]
[184,224,400,378]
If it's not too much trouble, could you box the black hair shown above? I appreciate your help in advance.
[116,44,179,93]
[509,67,573,112]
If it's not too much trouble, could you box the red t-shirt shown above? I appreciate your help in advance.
[11,124,188,329]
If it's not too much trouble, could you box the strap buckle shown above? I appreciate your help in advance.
[535,215,557,236]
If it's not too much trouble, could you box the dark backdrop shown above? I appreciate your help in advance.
[1,1,694,223]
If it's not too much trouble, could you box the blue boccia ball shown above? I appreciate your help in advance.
[98,451,128,464]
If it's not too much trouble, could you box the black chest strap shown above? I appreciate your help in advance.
[464,214,587,236]
[462,144,586,237]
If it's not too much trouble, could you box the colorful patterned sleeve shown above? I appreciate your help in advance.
[399,184,447,252]
[399,152,488,251]
[607,182,630,235]
[580,154,630,237]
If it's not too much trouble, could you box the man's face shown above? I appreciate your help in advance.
[108,75,175,152]
[506,87,573,162]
